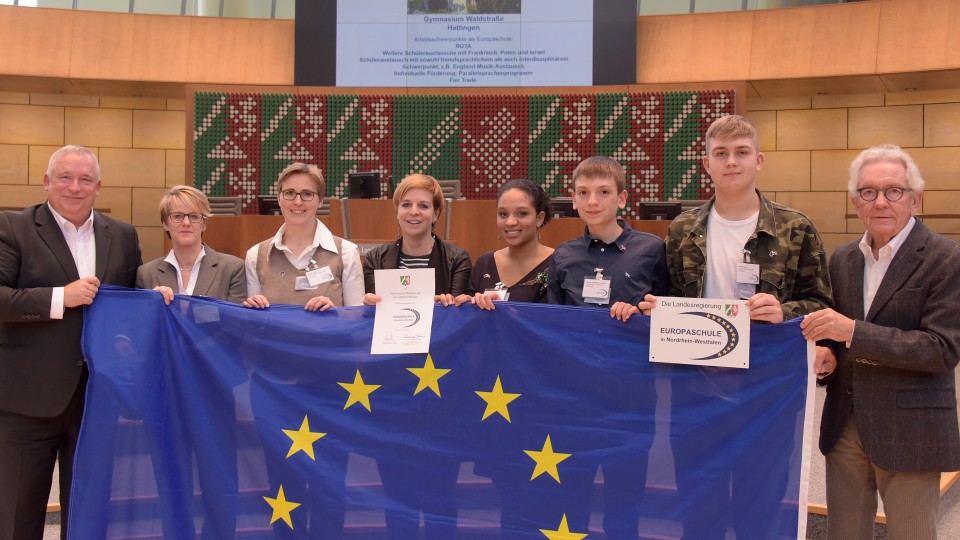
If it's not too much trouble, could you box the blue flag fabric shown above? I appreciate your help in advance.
[71,286,813,539]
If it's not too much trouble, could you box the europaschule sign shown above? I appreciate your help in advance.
[649,297,751,369]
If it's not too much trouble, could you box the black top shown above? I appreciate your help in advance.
[467,251,551,304]
[363,234,472,296]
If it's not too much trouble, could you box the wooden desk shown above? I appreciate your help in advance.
[342,198,446,240]
[631,219,671,239]
[446,199,498,260]
[176,203,673,262]
[447,201,673,260]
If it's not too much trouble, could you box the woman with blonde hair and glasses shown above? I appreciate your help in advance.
[135,184,246,538]
[243,162,364,310]
[136,184,246,303]
[242,163,362,538]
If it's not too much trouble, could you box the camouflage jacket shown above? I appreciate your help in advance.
[666,190,833,320]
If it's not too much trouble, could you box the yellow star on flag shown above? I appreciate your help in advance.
[539,514,588,540]
[263,485,300,528]
[338,370,381,412]
[282,415,326,460]
[524,434,571,483]
[475,375,521,422]
[407,353,451,397]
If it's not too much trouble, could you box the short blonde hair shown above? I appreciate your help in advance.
[705,115,760,153]
[275,162,326,196]
[393,174,444,215]
[572,156,626,193]
[159,185,211,224]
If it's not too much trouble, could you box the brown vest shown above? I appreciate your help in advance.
[255,237,345,306]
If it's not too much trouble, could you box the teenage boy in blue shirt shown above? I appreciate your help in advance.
[548,155,668,318]
[546,155,668,539]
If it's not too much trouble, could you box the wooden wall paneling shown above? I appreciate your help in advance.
[876,0,960,74]
[70,79,186,99]
[69,12,190,82]
[749,2,881,80]
[0,76,75,95]
[879,70,960,94]
[126,15,192,82]
[186,18,294,85]
[516,85,631,95]
[635,12,753,84]
[0,6,73,78]
[7,1,960,98]
[344,199,400,241]
[750,76,887,98]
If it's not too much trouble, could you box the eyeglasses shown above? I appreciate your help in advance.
[857,186,910,202]
[280,189,318,202]
[169,212,204,223]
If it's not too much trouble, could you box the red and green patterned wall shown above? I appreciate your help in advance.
[194,90,735,219]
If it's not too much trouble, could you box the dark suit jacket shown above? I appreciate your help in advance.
[136,245,246,304]
[0,203,141,417]
[819,219,960,472]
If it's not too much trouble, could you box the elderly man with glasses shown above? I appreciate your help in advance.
[802,144,960,539]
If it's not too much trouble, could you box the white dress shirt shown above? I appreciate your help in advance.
[858,216,916,316]
[164,247,207,295]
[47,203,96,320]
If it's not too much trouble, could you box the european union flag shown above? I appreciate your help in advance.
[71,286,814,539]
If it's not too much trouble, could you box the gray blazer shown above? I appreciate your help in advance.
[136,245,246,304]
[819,219,960,472]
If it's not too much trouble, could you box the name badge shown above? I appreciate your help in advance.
[582,277,611,305]
[294,275,317,291]
[484,288,510,301]
[306,266,334,287]
[736,262,760,299]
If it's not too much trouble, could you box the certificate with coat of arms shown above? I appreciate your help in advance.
[649,297,751,369]
[371,268,436,354]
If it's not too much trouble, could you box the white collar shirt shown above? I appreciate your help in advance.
[46,203,96,319]
[164,246,207,296]
[858,216,916,316]
[244,219,365,307]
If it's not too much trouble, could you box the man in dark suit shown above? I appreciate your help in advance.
[802,144,960,539]
[0,145,141,540]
